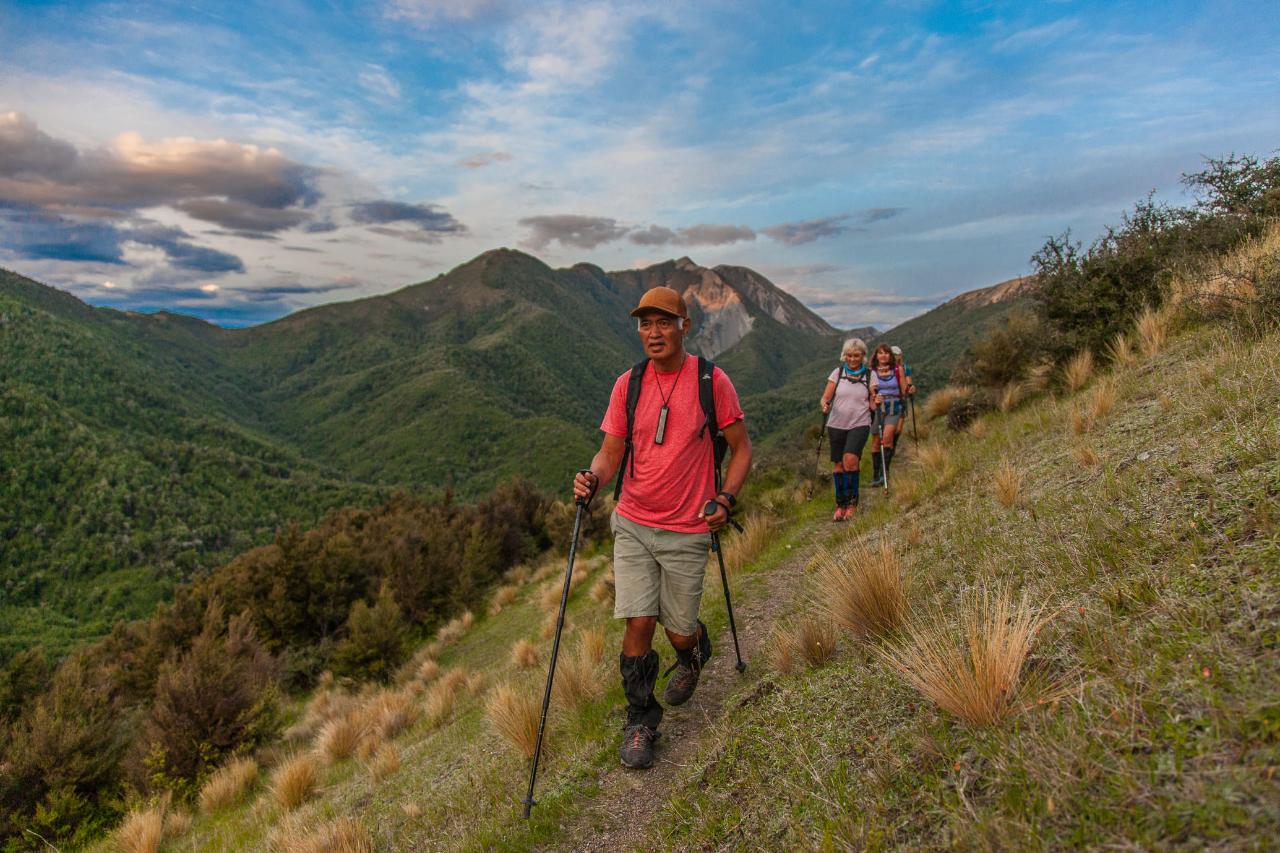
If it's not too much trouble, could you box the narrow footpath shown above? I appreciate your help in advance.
[548,513,832,851]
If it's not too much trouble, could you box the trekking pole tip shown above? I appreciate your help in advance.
[735,661,748,673]
[522,798,535,819]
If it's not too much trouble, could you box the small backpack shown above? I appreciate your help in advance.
[613,356,726,499]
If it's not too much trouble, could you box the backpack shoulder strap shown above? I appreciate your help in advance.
[613,359,649,501]
[697,356,728,490]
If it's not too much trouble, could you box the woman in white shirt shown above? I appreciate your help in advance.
[818,338,874,521]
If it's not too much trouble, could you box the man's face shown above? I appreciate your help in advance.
[636,310,686,360]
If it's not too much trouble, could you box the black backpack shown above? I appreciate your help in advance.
[613,356,727,500]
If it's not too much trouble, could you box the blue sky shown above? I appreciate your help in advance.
[1,0,1278,327]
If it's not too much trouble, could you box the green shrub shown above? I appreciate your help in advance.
[953,309,1045,388]
[331,583,408,683]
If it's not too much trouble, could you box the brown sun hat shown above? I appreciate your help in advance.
[629,286,688,319]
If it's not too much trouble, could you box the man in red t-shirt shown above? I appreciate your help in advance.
[573,286,752,769]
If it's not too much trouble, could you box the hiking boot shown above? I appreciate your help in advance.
[620,723,658,769]
[663,620,712,706]
[869,475,884,488]
[832,506,845,522]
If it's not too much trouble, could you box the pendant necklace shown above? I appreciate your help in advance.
[652,359,683,445]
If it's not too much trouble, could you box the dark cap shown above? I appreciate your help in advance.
[629,286,688,319]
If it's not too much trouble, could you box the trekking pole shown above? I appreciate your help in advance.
[877,409,889,494]
[707,519,748,673]
[910,395,918,444]
[806,411,829,500]
[523,471,595,820]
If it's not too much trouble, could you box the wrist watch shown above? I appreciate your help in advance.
[716,491,736,508]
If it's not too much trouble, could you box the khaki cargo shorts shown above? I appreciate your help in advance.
[610,511,710,638]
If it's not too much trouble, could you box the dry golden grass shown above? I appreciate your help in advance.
[356,735,379,762]
[578,624,606,665]
[116,805,164,853]
[1073,444,1100,467]
[812,540,907,642]
[505,563,531,585]
[590,571,615,606]
[552,638,604,710]
[540,611,571,640]
[892,477,921,510]
[539,579,565,611]
[270,815,374,853]
[532,555,562,582]
[1062,350,1094,392]
[998,381,1026,413]
[916,442,950,477]
[1027,360,1056,392]
[923,385,971,420]
[723,513,771,575]
[314,713,363,764]
[270,753,320,811]
[488,584,519,616]
[465,671,486,696]
[367,744,401,782]
[1106,331,1136,367]
[485,683,541,758]
[1089,377,1117,422]
[991,458,1024,508]
[1070,407,1091,436]
[776,616,838,669]
[199,756,259,814]
[416,658,440,684]
[1135,303,1173,356]
[289,689,358,742]
[769,623,797,675]
[164,810,192,838]
[968,418,989,439]
[436,611,474,645]
[1158,391,1174,410]
[360,688,418,739]
[877,585,1053,726]
[401,802,423,819]
[423,668,470,728]
[511,638,541,669]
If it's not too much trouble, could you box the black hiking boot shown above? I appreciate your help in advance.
[620,723,659,769]
[662,620,712,706]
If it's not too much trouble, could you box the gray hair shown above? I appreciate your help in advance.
[840,337,867,358]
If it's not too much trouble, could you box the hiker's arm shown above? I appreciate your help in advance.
[820,380,836,413]
[719,421,752,499]
[573,433,625,501]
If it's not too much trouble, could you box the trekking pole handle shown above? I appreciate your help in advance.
[575,468,599,508]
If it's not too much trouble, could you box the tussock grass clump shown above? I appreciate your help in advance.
[367,743,401,782]
[289,688,358,742]
[423,667,469,728]
[579,624,606,665]
[199,756,259,813]
[539,579,565,612]
[1089,377,1117,422]
[360,688,418,739]
[511,638,541,669]
[999,381,1026,413]
[164,810,192,838]
[485,683,541,758]
[489,584,519,616]
[921,440,952,473]
[1106,331,1136,367]
[1135,303,1173,356]
[1073,444,1100,466]
[812,540,907,642]
[1062,350,1094,392]
[968,418,988,439]
[1027,360,1056,392]
[878,585,1052,726]
[270,753,320,811]
[1070,407,1091,436]
[270,815,373,853]
[991,459,1024,508]
[541,611,571,640]
[436,611,474,646]
[552,634,605,710]
[724,514,771,574]
[416,658,440,684]
[590,570,615,606]
[924,385,971,420]
[315,713,363,763]
[116,804,164,853]
[776,616,838,669]
[505,563,531,585]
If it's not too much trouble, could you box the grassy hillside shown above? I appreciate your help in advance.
[99,298,1278,849]
[877,288,1032,393]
